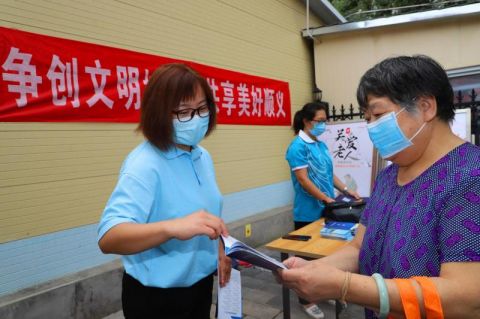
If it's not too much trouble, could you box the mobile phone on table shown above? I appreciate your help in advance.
[281,234,311,241]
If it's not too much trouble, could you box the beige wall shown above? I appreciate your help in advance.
[314,16,480,108]
[0,0,321,243]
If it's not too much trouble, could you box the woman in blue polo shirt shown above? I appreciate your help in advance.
[97,63,231,319]
[286,102,359,318]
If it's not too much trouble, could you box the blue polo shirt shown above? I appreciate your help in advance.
[97,141,223,288]
[286,130,334,222]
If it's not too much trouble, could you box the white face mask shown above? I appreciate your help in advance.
[310,122,326,137]
[173,115,209,146]
[367,108,426,159]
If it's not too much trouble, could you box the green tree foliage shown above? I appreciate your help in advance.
[331,0,480,21]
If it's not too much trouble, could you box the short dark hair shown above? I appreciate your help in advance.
[356,55,454,122]
[292,102,329,134]
[137,63,216,150]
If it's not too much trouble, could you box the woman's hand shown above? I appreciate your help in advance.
[170,210,228,240]
[347,190,361,200]
[218,253,232,287]
[277,257,344,303]
[283,256,310,269]
[324,197,336,204]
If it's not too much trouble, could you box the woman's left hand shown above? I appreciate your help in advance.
[347,190,361,200]
[218,253,232,287]
[277,257,344,302]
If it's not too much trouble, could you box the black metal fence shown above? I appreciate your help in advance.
[327,89,480,146]
[328,103,364,121]
[328,103,364,122]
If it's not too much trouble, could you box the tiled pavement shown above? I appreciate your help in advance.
[103,247,365,319]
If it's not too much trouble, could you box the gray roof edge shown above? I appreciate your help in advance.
[302,3,480,37]
[316,0,348,24]
[303,0,347,26]
[447,65,480,77]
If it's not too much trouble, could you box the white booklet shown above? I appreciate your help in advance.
[218,268,242,319]
[221,235,287,271]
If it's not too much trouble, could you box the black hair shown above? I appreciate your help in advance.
[292,102,329,134]
[356,55,454,122]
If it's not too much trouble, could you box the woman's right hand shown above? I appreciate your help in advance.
[277,256,344,302]
[324,197,336,204]
[170,210,228,240]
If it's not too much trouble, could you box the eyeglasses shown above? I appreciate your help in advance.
[172,104,210,122]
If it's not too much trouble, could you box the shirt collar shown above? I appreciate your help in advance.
[191,145,203,160]
[299,130,316,144]
[162,145,203,160]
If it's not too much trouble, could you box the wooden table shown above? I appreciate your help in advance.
[265,219,350,319]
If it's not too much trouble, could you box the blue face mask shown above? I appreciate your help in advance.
[173,115,209,146]
[310,121,326,136]
[367,108,426,159]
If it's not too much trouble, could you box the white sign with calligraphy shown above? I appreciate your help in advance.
[319,120,375,197]
[450,108,472,143]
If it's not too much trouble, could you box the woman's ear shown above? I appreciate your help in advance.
[418,96,437,122]
[303,117,310,129]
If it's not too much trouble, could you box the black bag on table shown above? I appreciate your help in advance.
[323,195,368,223]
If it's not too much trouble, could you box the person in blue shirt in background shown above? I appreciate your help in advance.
[97,63,231,319]
[286,102,360,318]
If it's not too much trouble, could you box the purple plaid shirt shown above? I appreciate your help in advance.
[359,143,480,319]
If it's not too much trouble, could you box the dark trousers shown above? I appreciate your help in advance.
[122,272,213,319]
[294,221,314,305]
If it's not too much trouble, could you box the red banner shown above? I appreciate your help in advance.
[0,27,291,125]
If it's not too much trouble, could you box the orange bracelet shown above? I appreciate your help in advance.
[412,276,444,319]
[393,278,421,319]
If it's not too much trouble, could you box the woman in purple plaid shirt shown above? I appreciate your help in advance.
[278,55,480,318]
